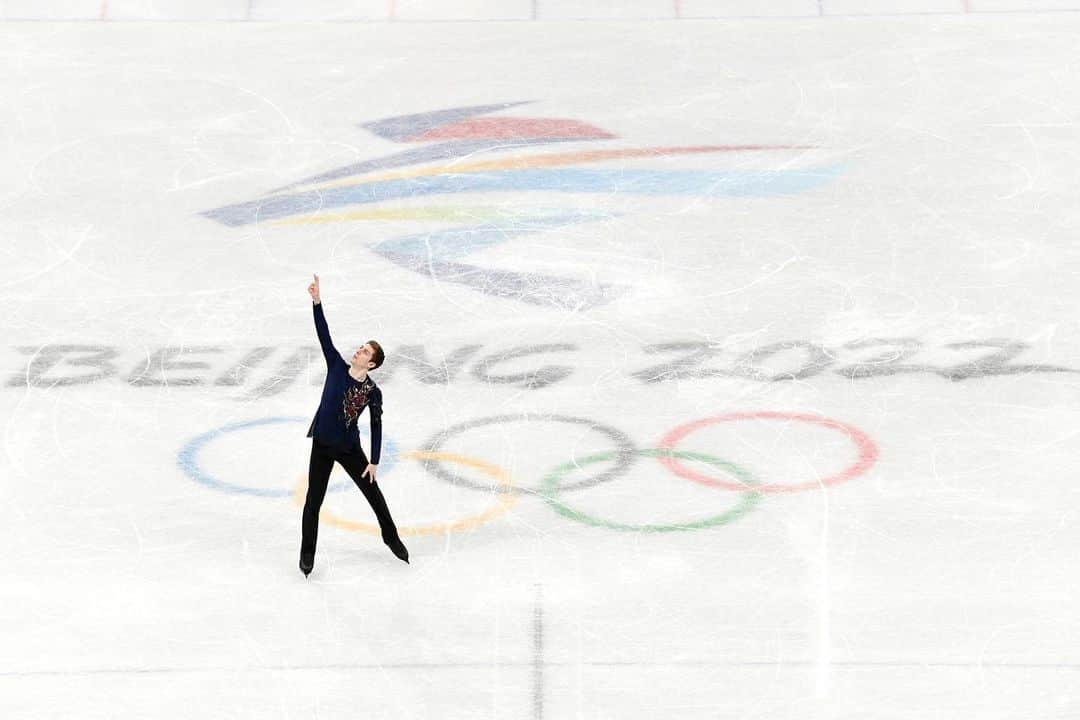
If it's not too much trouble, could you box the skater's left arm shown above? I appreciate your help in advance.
[308,274,343,370]
[362,388,383,483]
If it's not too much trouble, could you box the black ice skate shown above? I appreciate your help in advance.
[388,539,409,564]
[299,552,314,577]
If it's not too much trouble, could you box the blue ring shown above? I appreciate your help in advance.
[177,416,398,497]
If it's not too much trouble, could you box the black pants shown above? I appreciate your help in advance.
[301,438,401,557]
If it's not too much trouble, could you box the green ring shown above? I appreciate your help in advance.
[540,448,762,533]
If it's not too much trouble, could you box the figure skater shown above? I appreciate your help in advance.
[300,273,408,576]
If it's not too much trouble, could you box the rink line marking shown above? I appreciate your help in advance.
[533,584,545,720]
[9,10,1080,22]
[814,485,832,698]
[6,661,1080,678]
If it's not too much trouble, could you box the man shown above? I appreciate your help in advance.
[301,273,408,577]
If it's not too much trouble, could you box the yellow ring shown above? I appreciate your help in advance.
[292,450,517,537]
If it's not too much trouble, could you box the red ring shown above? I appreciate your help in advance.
[657,411,879,493]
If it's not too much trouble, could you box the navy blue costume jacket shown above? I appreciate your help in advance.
[305,302,383,463]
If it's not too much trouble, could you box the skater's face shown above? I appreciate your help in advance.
[351,343,376,371]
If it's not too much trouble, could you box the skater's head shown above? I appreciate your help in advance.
[351,340,384,373]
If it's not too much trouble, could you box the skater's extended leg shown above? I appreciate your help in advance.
[339,450,408,563]
[301,440,335,559]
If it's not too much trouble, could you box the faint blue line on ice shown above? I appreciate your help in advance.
[202,165,845,227]
[177,416,399,497]
[266,137,570,194]
[372,211,615,262]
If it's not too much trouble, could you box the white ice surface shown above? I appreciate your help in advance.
[2,12,1080,720]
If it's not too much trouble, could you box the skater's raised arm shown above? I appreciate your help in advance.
[308,273,340,369]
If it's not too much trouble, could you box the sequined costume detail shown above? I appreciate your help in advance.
[343,378,372,429]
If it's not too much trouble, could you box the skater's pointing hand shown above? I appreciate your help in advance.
[308,273,321,304]
[362,463,377,483]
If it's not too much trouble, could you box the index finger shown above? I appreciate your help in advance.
[313,273,319,283]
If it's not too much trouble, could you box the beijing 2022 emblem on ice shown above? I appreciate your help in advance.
[203,102,841,310]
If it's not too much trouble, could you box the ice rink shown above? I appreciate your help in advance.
[3,3,1080,718]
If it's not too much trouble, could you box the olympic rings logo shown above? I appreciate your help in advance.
[177,411,879,535]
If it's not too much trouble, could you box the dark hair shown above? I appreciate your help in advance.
[367,340,385,371]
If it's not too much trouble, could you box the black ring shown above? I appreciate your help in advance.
[420,414,638,496]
